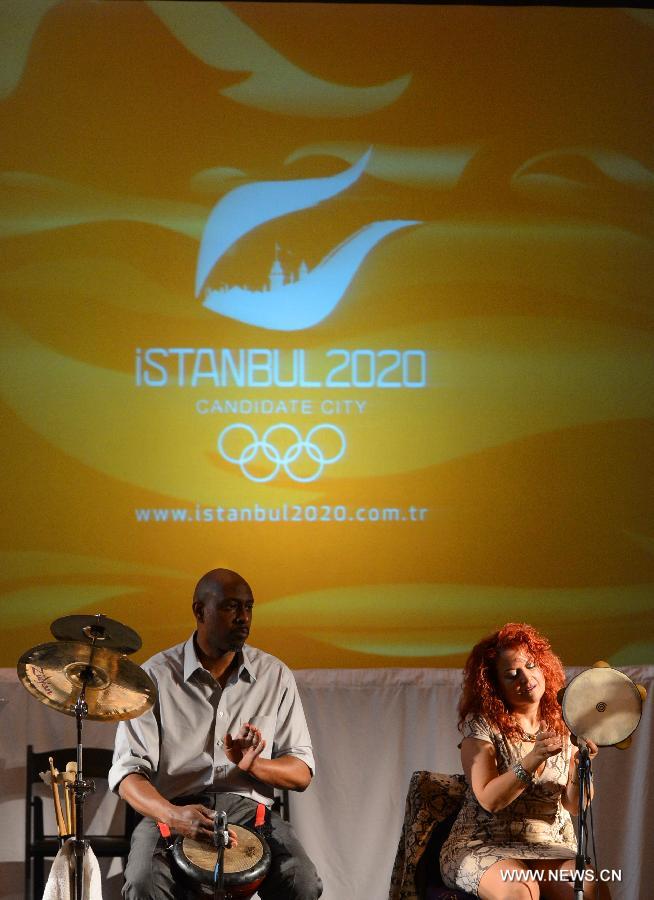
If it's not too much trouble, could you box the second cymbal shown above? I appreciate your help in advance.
[50,614,142,654]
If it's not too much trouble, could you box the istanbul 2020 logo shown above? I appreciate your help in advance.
[197,149,417,481]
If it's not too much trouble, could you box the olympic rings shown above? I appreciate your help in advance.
[217,423,346,483]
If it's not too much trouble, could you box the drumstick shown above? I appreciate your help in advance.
[48,757,67,838]
[64,783,72,836]
[65,762,77,835]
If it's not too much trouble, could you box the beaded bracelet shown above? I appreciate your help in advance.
[512,762,534,787]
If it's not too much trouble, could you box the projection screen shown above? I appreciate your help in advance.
[1,1,653,668]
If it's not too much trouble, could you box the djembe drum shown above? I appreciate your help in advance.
[171,823,271,898]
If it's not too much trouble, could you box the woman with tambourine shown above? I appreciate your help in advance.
[440,623,611,899]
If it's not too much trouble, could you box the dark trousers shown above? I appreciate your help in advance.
[123,793,322,900]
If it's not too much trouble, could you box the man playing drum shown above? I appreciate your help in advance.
[109,568,322,899]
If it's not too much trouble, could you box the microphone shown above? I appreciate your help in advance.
[214,810,229,847]
[577,737,590,761]
[577,736,590,759]
[212,810,229,896]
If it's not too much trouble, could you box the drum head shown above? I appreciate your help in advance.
[561,666,642,746]
[172,823,271,890]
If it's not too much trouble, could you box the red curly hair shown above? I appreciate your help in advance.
[458,623,567,740]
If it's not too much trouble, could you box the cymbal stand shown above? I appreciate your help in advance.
[70,651,99,900]
[18,612,156,900]
[573,742,592,900]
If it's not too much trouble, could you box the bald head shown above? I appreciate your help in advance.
[192,568,251,611]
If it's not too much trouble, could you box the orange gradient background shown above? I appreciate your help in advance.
[1,1,653,669]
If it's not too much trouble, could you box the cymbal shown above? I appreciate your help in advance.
[17,641,156,721]
[50,614,142,654]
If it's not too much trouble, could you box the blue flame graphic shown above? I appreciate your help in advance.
[196,151,419,331]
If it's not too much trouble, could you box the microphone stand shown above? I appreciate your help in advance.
[573,741,592,900]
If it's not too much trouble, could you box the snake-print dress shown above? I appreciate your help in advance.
[439,716,577,896]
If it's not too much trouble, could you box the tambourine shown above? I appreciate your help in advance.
[171,822,271,898]
[560,661,647,748]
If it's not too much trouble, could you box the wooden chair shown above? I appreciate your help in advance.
[389,771,476,900]
[272,788,290,822]
[25,744,137,900]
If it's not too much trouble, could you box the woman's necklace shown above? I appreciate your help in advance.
[515,719,542,741]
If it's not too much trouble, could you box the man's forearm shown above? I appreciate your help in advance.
[119,774,231,841]
[246,755,312,791]
[118,772,175,822]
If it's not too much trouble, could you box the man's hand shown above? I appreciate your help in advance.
[166,803,216,840]
[224,723,266,772]
[165,804,238,846]
[118,774,241,844]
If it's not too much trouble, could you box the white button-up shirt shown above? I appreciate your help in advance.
[109,635,315,806]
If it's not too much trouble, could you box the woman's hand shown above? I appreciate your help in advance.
[523,730,563,772]
[570,734,599,765]
[570,736,599,774]
[564,736,598,812]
